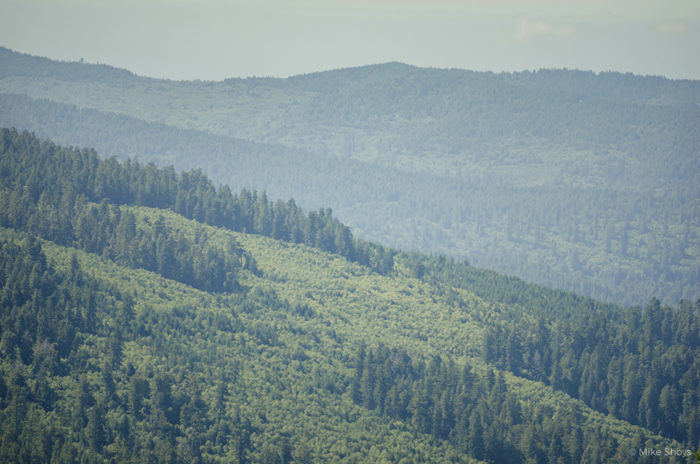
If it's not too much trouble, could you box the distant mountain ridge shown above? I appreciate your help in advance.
[253,59,700,108]
[0,46,698,307]
[0,46,136,83]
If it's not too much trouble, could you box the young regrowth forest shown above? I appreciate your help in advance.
[0,128,698,463]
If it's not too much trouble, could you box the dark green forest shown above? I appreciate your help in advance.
[0,129,698,462]
[0,127,394,274]
[1,47,698,308]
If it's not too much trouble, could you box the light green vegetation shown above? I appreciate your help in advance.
[130,206,689,453]
[5,217,685,462]
[40,228,477,463]
[1,129,698,462]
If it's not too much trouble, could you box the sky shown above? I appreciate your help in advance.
[1,0,699,81]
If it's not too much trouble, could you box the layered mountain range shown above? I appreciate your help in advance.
[1,46,698,307]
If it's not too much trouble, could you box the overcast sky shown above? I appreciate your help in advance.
[1,0,699,81]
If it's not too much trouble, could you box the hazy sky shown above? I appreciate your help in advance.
[1,0,699,81]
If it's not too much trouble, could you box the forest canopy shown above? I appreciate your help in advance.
[0,129,698,462]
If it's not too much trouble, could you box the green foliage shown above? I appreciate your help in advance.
[0,127,393,274]
[235,227,697,456]
[0,226,479,463]
[350,344,667,463]
[411,253,700,445]
[0,128,696,463]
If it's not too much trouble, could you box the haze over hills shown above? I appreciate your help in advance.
[0,46,699,308]
[1,128,698,463]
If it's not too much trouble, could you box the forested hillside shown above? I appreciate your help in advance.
[1,129,698,462]
[1,47,698,307]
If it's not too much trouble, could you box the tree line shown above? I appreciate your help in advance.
[406,253,700,447]
[0,127,395,276]
[350,344,669,464]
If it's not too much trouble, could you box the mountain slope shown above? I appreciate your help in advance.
[1,129,698,462]
[0,226,479,463]
[3,47,698,188]
[1,219,688,463]
[1,47,698,307]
